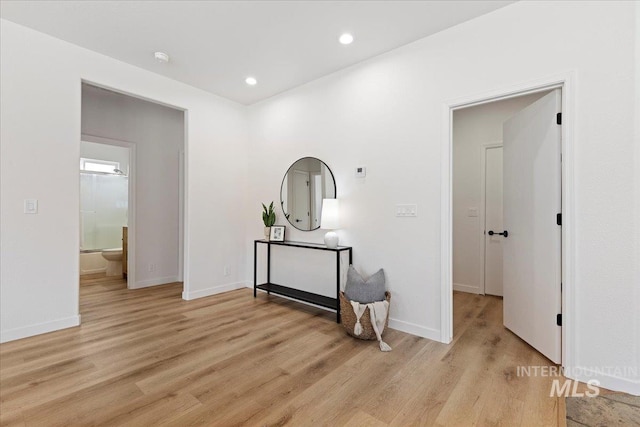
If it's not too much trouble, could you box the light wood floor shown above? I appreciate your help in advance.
[1,275,566,426]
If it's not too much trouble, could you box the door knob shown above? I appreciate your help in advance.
[488,230,509,237]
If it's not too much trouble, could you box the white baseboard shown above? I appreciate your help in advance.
[388,318,441,342]
[131,276,180,289]
[0,315,81,343]
[566,367,640,396]
[453,282,483,295]
[182,281,246,300]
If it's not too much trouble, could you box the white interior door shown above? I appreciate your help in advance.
[291,169,310,229]
[484,146,503,296]
[310,173,322,229]
[503,89,562,364]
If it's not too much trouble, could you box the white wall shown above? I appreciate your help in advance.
[0,19,249,342]
[635,0,640,395]
[247,1,639,394]
[82,85,183,288]
[452,93,545,294]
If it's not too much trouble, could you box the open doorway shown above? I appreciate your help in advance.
[446,81,571,366]
[452,92,550,296]
[79,83,185,303]
[79,141,132,282]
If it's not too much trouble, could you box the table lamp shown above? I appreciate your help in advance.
[321,199,340,249]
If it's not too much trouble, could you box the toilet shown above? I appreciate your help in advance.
[101,248,123,277]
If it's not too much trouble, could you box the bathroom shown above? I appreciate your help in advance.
[79,141,130,279]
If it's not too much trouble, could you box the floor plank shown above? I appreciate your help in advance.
[565,393,640,426]
[0,277,569,426]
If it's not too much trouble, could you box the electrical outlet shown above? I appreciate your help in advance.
[24,199,38,214]
[396,204,418,217]
[148,263,156,272]
[223,266,230,276]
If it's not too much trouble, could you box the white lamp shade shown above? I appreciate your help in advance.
[321,199,340,229]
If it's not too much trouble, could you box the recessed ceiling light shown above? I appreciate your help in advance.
[339,33,354,45]
[154,51,169,63]
[245,77,257,86]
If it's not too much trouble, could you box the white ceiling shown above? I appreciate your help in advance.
[0,1,514,105]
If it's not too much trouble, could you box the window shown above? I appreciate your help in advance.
[80,158,120,173]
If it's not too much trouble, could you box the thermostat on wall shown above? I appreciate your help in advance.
[355,166,366,178]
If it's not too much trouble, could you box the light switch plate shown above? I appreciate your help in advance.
[355,166,366,178]
[24,199,38,214]
[396,204,417,217]
[468,207,478,217]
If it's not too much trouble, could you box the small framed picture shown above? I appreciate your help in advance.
[270,225,285,242]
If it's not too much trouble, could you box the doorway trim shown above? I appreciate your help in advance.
[81,134,137,288]
[479,141,503,296]
[80,79,189,299]
[440,71,576,370]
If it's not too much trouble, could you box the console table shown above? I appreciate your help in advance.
[253,240,352,323]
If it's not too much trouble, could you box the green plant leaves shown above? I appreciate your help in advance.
[262,201,276,226]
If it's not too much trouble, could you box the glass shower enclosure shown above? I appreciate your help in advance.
[80,172,128,251]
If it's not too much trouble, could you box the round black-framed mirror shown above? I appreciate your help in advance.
[280,157,336,231]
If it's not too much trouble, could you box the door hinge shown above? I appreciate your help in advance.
[557,314,562,326]
[556,213,562,226]
[556,112,562,125]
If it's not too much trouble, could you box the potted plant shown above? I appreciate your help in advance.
[262,202,276,240]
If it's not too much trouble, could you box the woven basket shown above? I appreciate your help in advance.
[340,291,391,340]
